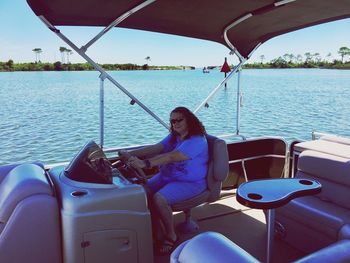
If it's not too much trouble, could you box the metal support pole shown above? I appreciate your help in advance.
[236,68,242,135]
[266,209,275,263]
[99,74,106,148]
[82,0,156,51]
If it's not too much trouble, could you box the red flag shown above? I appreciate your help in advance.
[220,57,231,73]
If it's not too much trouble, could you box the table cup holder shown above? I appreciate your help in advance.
[247,193,263,200]
[299,179,313,185]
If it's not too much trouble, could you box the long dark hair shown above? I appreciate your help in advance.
[170,106,206,141]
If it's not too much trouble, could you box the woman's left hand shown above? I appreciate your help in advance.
[128,156,146,169]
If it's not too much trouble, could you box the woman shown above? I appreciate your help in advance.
[122,106,208,254]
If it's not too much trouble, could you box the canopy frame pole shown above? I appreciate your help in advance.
[208,0,296,137]
[99,73,106,147]
[38,1,170,139]
[223,13,252,61]
[236,68,242,135]
[82,0,156,52]
[223,0,297,61]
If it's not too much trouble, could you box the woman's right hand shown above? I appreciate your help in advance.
[118,150,131,160]
[127,156,146,169]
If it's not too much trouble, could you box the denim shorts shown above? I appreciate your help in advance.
[146,173,207,205]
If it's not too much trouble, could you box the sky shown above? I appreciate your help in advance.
[1,1,350,67]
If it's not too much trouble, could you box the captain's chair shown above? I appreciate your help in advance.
[171,135,229,233]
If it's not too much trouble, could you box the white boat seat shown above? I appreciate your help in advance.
[320,135,350,146]
[170,231,350,263]
[0,163,62,263]
[276,150,350,253]
[294,140,350,159]
[171,232,259,263]
[171,135,229,233]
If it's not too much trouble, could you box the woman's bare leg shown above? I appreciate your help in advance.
[153,193,177,252]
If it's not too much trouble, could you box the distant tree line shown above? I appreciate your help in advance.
[2,46,350,72]
[0,48,183,71]
[0,61,183,72]
[244,46,350,69]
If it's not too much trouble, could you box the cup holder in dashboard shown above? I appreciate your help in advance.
[71,190,88,197]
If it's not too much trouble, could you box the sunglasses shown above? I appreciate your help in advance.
[170,118,184,125]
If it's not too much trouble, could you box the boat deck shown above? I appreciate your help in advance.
[155,190,304,263]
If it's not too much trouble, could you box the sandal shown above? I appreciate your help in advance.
[158,236,178,254]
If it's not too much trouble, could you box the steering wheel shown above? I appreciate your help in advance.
[115,151,147,184]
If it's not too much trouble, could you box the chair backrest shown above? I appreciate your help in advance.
[171,135,229,212]
[296,150,350,210]
[0,163,62,263]
[0,164,52,224]
[206,135,229,202]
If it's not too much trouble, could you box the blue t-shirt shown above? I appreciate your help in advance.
[159,134,208,182]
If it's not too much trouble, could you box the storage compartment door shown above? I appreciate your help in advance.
[83,230,137,263]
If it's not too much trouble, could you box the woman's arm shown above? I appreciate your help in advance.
[128,149,189,169]
[120,143,164,159]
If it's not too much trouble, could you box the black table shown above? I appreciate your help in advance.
[236,178,322,263]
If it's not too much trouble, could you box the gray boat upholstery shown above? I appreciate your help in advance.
[276,150,350,253]
[171,135,229,233]
[171,231,259,263]
[0,163,61,263]
[294,139,350,159]
[170,231,350,263]
[320,135,350,146]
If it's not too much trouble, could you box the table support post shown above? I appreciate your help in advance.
[266,209,275,263]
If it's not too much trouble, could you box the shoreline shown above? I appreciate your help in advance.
[0,61,349,72]
[0,61,195,72]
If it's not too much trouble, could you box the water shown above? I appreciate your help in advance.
[1,68,350,165]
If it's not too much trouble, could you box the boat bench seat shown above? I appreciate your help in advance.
[320,135,350,146]
[276,150,350,253]
[170,231,350,263]
[0,163,61,263]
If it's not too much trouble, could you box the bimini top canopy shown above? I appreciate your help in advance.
[26,0,350,59]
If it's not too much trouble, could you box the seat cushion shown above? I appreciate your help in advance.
[171,231,259,263]
[172,232,350,263]
[276,196,350,240]
[206,135,229,202]
[171,190,210,211]
[0,164,52,224]
[321,135,350,146]
[298,150,350,187]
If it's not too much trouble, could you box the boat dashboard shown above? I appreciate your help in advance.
[46,141,153,262]
[63,140,146,186]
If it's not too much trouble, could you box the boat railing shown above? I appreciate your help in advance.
[311,131,343,140]
[218,133,246,141]
[105,133,246,155]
